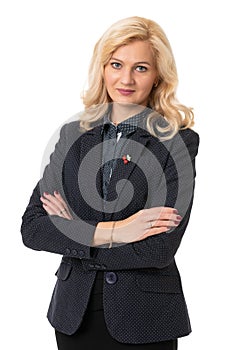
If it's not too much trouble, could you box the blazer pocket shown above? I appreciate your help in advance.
[55,261,72,281]
[136,273,182,294]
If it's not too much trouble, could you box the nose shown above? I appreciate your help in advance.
[120,68,135,85]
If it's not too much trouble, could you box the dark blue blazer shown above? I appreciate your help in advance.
[21,120,199,344]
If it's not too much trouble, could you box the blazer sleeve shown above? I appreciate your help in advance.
[89,129,200,270]
[21,122,98,259]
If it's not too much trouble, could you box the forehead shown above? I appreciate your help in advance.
[111,40,154,63]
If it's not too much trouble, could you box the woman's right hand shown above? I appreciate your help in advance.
[114,207,182,244]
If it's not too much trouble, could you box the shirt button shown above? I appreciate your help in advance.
[105,272,118,285]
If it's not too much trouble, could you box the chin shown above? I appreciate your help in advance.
[111,97,138,105]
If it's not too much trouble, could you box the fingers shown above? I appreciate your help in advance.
[41,194,71,219]
[138,226,169,241]
[42,203,53,216]
[54,191,69,209]
[150,219,181,228]
[40,194,61,215]
[135,207,182,242]
[141,207,182,226]
[40,191,73,220]
[53,191,72,219]
[143,206,179,220]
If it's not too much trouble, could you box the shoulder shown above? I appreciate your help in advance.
[61,120,82,137]
[179,128,199,144]
[178,128,200,158]
[161,128,199,161]
[59,120,86,149]
[62,119,103,138]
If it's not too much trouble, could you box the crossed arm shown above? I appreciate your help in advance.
[40,190,182,246]
[21,122,199,269]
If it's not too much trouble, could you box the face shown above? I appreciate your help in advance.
[104,40,157,106]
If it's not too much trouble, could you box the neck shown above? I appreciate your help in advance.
[110,102,145,125]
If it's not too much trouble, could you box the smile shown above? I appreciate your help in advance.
[117,89,135,96]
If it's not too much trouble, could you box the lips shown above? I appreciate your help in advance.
[117,88,135,96]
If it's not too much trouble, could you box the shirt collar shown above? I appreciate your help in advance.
[101,107,151,136]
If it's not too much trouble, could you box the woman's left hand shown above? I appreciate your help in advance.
[40,191,73,220]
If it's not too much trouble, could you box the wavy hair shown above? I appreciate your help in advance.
[80,16,194,139]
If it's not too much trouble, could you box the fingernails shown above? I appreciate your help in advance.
[54,191,59,195]
[176,215,182,220]
[44,192,49,196]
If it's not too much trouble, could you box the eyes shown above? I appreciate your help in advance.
[110,62,148,72]
[111,62,122,69]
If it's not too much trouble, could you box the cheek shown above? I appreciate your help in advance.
[140,80,154,94]
[104,68,115,87]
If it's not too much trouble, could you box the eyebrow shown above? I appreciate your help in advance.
[110,57,152,66]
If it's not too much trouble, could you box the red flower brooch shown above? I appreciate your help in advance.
[122,154,131,164]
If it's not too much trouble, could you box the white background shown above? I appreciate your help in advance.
[1,0,232,349]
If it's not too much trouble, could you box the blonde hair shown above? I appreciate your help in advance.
[80,16,194,139]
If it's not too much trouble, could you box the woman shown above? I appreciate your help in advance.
[21,16,199,350]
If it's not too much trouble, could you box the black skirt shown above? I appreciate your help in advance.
[55,272,178,350]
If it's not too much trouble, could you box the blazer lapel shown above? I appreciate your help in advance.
[79,125,104,215]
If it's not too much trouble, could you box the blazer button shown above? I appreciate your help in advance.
[65,248,71,255]
[71,249,78,256]
[105,272,118,285]
[78,250,85,258]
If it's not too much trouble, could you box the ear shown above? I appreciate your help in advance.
[153,78,160,88]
